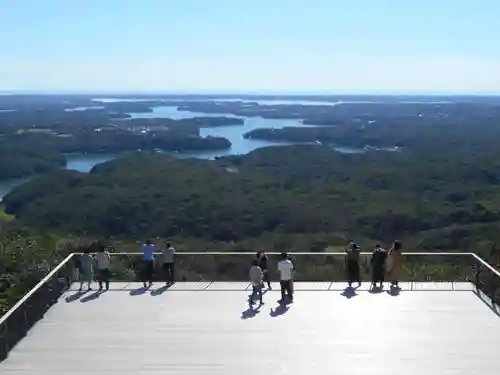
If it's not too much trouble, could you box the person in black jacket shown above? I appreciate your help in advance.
[256,251,272,289]
[345,242,361,287]
[371,244,388,289]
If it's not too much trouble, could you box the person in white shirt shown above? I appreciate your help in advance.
[277,252,294,302]
[248,260,264,306]
[161,242,176,285]
[94,244,111,291]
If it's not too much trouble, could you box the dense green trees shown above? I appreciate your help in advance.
[0,141,65,179]
[4,144,500,257]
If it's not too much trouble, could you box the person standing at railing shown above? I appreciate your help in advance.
[249,259,264,306]
[95,244,111,291]
[277,252,294,303]
[371,244,388,288]
[141,239,156,289]
[256,251,272,290]
[345,242,361,287]
[161,242,176,285]
[388,240,403,288]
[79,249,94,291]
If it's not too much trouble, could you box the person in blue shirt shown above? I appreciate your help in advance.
[141,239,156,289]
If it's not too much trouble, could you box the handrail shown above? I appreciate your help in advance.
[101,251,476,256]
[0,253,75,326]
[471,253,500,277]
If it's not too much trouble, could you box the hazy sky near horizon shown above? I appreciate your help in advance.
[1,0,499,93]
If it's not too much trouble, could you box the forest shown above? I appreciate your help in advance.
[0,140,65,179]
[4,144,500,254]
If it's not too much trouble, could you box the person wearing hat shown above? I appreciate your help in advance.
[345,242,361,287]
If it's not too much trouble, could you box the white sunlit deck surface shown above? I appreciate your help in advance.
[1,281,499,375]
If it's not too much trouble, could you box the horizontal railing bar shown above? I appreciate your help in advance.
[0,253,75,326]
[91,252,476,256]
[471,253,500,277]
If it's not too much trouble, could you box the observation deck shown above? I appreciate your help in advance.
[0,252,499,374]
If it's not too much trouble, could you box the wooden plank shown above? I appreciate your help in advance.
[292,282,331,291]
[454,282,475,291]
[1,283,500,374]
[413,281,454,290]
[207,282,250,290]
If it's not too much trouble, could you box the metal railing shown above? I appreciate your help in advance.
[0,251,499,362]
[0,253,76,362]
[101,252,482,283]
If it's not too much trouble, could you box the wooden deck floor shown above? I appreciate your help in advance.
[1,282,499,375]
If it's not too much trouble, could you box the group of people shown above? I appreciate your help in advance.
[76,239,402,298]
[78,244,112,291]
[139,239,176,289]
[248,251,294,306]
[77,239,176,291]
[247,240,403,306]
[345,240,404,289]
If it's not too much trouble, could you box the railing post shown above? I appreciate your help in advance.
[492,281,497,306]
[474,262,480,290]
[23,306,29,333]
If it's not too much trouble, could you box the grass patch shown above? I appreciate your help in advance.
[0,205,15,221]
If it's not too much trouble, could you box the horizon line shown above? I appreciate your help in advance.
[1,90,500,97]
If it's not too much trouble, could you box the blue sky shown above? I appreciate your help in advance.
[1,0,499,93]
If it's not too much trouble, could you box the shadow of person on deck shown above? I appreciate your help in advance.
[369,285,384,294]
[241,304,263,320]
[387,285,401,296]
[341,286,358,299]
[80,290,106,303]
[151,284,172,296]
[129,286,148,296]
[65,290,87,303]
[270,302,290,317]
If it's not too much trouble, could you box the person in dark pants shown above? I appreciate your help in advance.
[277,252,294,303]
[345,242,361,287]
[140,239,156,289]
[371,244,388,288]
[256,251,272,289]
[161,242,176,285]
[94,244,111,291]
[249,260,264,306]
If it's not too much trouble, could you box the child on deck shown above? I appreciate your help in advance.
[249,260,264,306]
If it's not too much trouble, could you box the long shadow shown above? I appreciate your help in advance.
[341,286,358,299]
[151,284,172,296]
[65,291,87,303]
[81,290,106,303]
[270,302,290,317]
[241,305,263,320]
[473,290,500,317]
[129,286,148,296]
[387,285,401,296]
[369,286,384,294]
